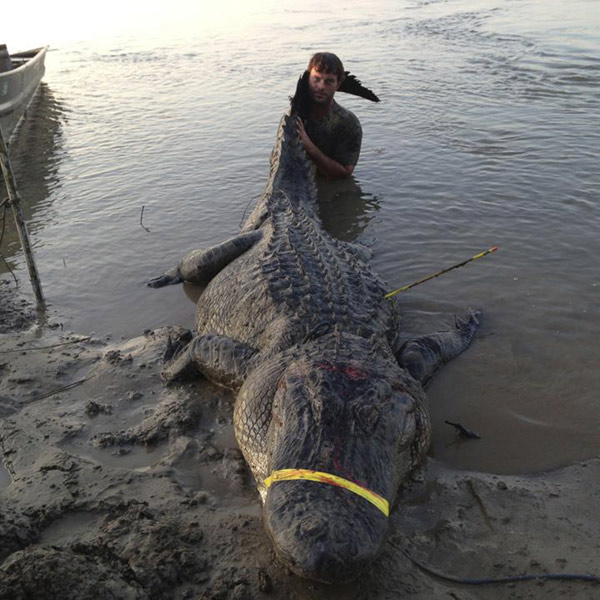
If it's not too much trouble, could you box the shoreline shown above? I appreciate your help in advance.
[1,280,599,599]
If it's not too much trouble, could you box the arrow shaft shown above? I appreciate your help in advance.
[385,247,498,299]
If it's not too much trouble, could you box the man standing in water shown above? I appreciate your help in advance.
[296,52,363,180]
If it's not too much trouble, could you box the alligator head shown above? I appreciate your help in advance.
[261,338,429,583]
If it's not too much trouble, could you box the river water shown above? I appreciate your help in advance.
[2,0,599,474]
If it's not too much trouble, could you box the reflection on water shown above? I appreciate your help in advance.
[317,176,380,243]
[0,83,65,269]
[182,280,204,307]
[2,0,600,475]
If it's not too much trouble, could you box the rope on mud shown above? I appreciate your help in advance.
[390,541,600,586]
[2,336,92,353]
[27,378,89,402]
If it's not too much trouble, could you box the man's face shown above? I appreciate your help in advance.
[307,68,340,107]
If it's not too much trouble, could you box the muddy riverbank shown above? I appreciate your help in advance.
[1,282,599,599]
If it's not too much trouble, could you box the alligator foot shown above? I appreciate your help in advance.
[397,308,481,385]
[162,341,198,384]
[454,308,481,340]
[162,329,193,363]
[147,267,182,288]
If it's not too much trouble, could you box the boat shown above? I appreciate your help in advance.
[0,45,48,146]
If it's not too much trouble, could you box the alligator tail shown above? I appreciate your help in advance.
[290,71,311,119]
[338,72,380,102]
[290,70,380,120]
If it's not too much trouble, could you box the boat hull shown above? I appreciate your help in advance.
[0,47,47,145]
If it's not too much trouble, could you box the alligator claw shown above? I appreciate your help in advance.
[162,329,193,363]
[146,268,182,288]
[162,336,181,363]
[454,308,481,330]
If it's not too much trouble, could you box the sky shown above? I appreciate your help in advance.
[2,0,273,50]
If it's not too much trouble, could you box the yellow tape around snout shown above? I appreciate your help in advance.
[264,468,389,517]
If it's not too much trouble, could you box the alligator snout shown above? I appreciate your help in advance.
[264,477,388,584]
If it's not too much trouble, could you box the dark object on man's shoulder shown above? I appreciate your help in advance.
[291,71,311,119]
[339,72,380,103]
[290,70,380,119]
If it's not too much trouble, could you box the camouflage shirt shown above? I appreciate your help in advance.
[304,101,362,168]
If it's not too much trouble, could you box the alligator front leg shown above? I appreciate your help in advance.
[162,333,258,390]
[396,309,481,386]
[147,230,263,288]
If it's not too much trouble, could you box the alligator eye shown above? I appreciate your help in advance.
[308,370,320,386]
[355,404,379,436]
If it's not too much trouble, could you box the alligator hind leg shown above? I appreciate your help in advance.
[397,309,481,386]
[147,230,263,288]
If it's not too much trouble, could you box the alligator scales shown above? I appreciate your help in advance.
[149,111,480,583]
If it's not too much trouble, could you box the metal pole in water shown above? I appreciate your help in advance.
[0,125,45,307]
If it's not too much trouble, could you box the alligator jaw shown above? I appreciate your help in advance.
[255,345,426,583]
[264,478,388,584]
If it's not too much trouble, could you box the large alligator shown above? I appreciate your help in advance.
[148,102,480,583]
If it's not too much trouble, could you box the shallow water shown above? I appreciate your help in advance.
[2,0,599,474]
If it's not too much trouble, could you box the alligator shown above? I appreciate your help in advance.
[148,98,480,584]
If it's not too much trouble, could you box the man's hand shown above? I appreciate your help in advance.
[296,117,316,153]
[295,117,355,179]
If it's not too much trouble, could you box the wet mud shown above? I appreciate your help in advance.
[1,283,599,599]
